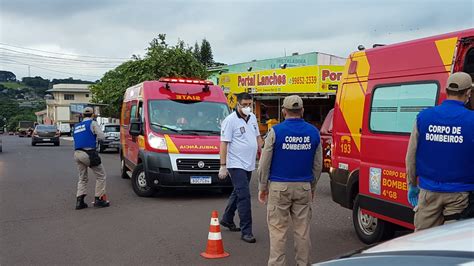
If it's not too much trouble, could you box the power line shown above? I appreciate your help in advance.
[0,53,121,68]
[1,58,102,79]
[0,47,126,64]
[0,42,130,60]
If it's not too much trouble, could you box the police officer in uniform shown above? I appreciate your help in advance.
[74,107,110,210]
[258,95,322,266]
[406,72,474,230]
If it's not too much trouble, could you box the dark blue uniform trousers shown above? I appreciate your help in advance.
[222,168,253,236]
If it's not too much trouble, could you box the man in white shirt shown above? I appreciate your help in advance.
[219,93,263,243]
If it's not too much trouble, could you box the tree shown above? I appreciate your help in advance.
[51,78,94,86]
[90,35,208,117]
[193,42,201,63]
[0,71,16,82]
[22,76,50,88]
[200,39,214,67]
[7,113,36,132]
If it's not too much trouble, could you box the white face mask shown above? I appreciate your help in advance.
[241,106,252,116]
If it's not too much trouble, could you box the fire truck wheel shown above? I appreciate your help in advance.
[131,164,154,197]
[352,195,394,244]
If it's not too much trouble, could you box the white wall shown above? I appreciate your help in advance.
[57,106,70,121]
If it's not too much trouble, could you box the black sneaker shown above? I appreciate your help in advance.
[220,220,241,232]
[94,196,110,208]
[241,235,256,243]
[75,195,88,210]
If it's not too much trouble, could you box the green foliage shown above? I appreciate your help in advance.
[193,42,201,63]
[0,81,28,90]
[91,34,208,117]
[7,113,36,132]
[51,77,94,86]
[0,71,16,82]
[0,94,44,129]
[200,39,214,67]
[22,76,50,89]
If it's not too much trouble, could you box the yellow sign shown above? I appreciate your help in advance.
[227,92,237,109]
[218,65,343,94]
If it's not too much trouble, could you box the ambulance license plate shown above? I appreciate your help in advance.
[190,176,212,184]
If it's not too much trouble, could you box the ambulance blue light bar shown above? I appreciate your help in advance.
[159,78,213,85]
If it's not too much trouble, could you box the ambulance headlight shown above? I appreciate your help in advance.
[147,133,167,150]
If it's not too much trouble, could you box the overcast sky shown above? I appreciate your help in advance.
[0,0,472,81]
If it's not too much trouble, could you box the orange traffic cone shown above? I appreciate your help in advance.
[201,210,230,259]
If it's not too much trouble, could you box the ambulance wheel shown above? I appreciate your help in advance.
[353,195,394,244]
[120,157,130,179]
[131,164,154,197]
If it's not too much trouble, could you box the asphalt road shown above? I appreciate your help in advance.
[0,135,366,265]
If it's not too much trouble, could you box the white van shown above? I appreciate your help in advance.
[57,122,71,136]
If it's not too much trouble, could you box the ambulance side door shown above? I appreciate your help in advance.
[360,80,440,224]
[126,102,138,165]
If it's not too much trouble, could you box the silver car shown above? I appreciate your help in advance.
[316,219,474,266]
[97,124,120,153]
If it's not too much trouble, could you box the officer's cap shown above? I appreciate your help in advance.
[282,95,303,110]
[83,107,94,115]
[446,72,472,92]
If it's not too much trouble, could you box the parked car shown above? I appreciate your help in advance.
[316,219,474,266]
[97,123,120,153]
[32,125,60,146]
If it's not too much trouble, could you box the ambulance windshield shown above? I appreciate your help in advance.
[148,100,230,134]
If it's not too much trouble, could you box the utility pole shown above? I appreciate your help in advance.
[28,65,31,77]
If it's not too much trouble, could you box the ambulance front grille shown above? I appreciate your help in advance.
[176,159,220,171]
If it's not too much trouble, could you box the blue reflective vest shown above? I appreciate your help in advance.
[269,119,320,182]
[73,120,97,150]
[416,100,474,192]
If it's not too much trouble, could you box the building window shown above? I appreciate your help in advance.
[64,94,75,100]
[85,94,89,98]
[370,82,438,134]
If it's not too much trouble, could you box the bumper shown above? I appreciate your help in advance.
[143,151,233,188]
[100,140,120,148]
[32,136,59,143]
[329,167,351,209]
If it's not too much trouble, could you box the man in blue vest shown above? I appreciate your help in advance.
[406,72,474,231]
[73,107,110,210]
[258,95,322,266]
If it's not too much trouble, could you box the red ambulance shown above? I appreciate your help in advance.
[330,29,474,244]
[120,78,233,197]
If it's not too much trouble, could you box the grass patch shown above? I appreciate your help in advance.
[0,82,32,90]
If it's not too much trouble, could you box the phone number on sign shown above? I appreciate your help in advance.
[289,76,317,85]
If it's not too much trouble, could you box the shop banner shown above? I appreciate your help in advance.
[218,65,343,94]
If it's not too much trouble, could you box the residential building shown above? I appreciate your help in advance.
[41,84,101,125]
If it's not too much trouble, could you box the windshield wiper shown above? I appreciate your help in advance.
[180,129,220,135]
[150,122,179,132]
